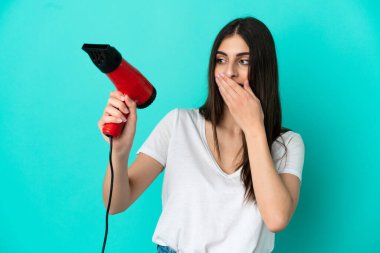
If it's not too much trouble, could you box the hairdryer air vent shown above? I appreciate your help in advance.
[82,44,122,73]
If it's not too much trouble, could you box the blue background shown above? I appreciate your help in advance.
[0,0,379,252]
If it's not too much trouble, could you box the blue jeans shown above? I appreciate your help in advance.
[157,244,177,253]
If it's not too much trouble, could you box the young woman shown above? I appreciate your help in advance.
[98,16,305,253]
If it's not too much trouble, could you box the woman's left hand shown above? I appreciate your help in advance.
[215,72,264,133]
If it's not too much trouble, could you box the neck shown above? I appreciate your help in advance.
[217,105,242,136]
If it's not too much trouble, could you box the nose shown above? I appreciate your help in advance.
[225,61,237,78]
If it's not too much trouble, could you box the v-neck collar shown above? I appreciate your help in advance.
[196,108,243,179]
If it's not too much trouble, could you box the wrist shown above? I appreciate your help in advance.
[112,148,130,159]
[244,122,266,139]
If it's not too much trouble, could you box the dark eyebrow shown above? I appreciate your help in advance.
[216,51,250,57]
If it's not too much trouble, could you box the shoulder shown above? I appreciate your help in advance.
[272,130,305,152]
[173,107,199,120]
[153,108,180,130]
[159,107,196,126]
[280,131,304,145]
[161,107,180,120]
[271,130,306,173]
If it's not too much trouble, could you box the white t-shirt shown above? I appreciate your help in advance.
[136,108,305,253]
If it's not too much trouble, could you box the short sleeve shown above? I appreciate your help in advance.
[273,132,305,183]
[135,108,179,167]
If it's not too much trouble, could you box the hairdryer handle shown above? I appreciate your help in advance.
[103,111,128,138]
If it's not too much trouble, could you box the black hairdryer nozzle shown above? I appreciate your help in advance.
[82,44,122,73]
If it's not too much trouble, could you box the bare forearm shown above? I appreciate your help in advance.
[245,124,293,231]
[103,153,131,214]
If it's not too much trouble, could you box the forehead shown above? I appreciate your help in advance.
[217,35,249,54]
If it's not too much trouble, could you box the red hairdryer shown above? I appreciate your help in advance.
[82,43,156,137]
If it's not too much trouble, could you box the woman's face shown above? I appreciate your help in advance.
[214,34,250,87]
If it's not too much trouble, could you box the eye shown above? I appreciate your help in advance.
[216,58,249,65]
[216,58,225,64]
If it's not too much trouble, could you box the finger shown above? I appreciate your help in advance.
[243,80,256,98]
[107,97,129,114]
[98,116,125,129]
[103,115,126,123]
[110,90,125,102]
[216,76,231,107]
[104,106,128,121]
[216,75,235,102]
[220,73,246,98]
[124,94,137,116]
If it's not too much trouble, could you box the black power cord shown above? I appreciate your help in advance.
[102,136,114,253]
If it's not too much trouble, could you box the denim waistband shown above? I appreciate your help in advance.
[157,244,177,253]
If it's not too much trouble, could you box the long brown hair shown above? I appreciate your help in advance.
[198,16,290,204]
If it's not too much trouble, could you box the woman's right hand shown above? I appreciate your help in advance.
[98,90,138,156]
